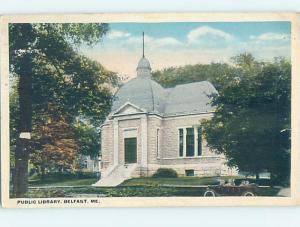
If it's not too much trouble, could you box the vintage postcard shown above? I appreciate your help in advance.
[1,13,300,208]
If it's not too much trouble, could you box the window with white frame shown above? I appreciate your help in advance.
[178,126,202,157]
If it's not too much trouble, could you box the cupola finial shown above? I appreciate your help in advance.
[136,32,151,77]
[142,32,145,58]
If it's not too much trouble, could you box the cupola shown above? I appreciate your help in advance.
[136,32,151,77]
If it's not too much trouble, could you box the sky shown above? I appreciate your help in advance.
[81,22,291,78]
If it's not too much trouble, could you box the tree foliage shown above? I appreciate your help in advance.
[152,62,235,90]
[9,83,20,168]
[10,23,118,125]
[153,53,291,183]
[30,104,78,173]
[9,23,117,196]
[72,121,100,158]
[202,54,291,182]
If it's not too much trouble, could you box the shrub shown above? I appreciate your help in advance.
[76,171,99,179]
[152,168,178,178]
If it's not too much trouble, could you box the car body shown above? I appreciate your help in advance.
[204,182,258,197]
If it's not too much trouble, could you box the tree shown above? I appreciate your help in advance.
[30,104,78,178]
[9,23,117,197]
[73,121,100,159]
[9,83,20,172]
[202,54,291,183]
[152,63,235,90]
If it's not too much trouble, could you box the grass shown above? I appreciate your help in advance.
[28,173,99,187]
[28,175,269,188]
[29,175,241,187]
[29,178,98,187]
[120,176,242,186]
[22,175,281,198]
[257,187,280,196]
[24,185,280,198]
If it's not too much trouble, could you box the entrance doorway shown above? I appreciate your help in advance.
[124,137,137,164]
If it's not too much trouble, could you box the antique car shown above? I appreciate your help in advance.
[203,180,259,197]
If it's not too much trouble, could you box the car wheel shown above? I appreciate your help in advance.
[242,191,255,196]
[204,190,216,197]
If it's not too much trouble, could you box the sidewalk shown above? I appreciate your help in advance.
[277,187,291,197]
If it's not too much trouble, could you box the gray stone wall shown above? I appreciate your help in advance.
[160,113,215,159]
[147,116,163,164]
[100,113,236,178]
[101,123,113,169]
[145,161,232,177]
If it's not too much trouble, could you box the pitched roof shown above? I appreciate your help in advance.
[164,81,217,116]
[111,77,217,117]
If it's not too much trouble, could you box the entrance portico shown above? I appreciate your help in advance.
[110,104,149,174]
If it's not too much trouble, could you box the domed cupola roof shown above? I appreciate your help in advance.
[136,57,151,77]
[111,32,165,114]
[137,57,151,70]
[136,32,151,77]
[109,32,217,118]
[111,76,167,114]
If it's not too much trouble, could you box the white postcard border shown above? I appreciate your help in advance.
[1,13,299,208]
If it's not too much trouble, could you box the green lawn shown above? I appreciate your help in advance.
[29,177,98,187]
[121,176,241,187]
[24,185,280,198]
[29,175,260,187]
[29,176,241,187]
[23,175,280,198]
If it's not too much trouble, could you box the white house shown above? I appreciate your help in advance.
[78,154,100,173]
[93,54,236,186]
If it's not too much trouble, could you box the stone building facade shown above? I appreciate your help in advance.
[94,55,236,186]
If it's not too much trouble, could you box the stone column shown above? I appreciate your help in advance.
[183,128,187,157]
[194,127,198,157]
[140,115,148,168]
[113,119,119,166]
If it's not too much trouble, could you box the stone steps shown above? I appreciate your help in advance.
[93,164,137,187]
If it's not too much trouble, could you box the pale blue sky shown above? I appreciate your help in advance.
[82,22,291,77]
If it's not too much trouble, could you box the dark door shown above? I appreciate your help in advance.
[124,137,137,164]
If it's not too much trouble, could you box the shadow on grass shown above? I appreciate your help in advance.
[22,185,281,198]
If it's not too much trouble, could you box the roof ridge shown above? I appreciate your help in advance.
[173,80,211,88]
[146,78,155,111]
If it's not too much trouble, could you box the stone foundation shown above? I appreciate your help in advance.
[128,163,237,178]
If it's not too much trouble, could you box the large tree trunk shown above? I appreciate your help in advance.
[13,53,33,197]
